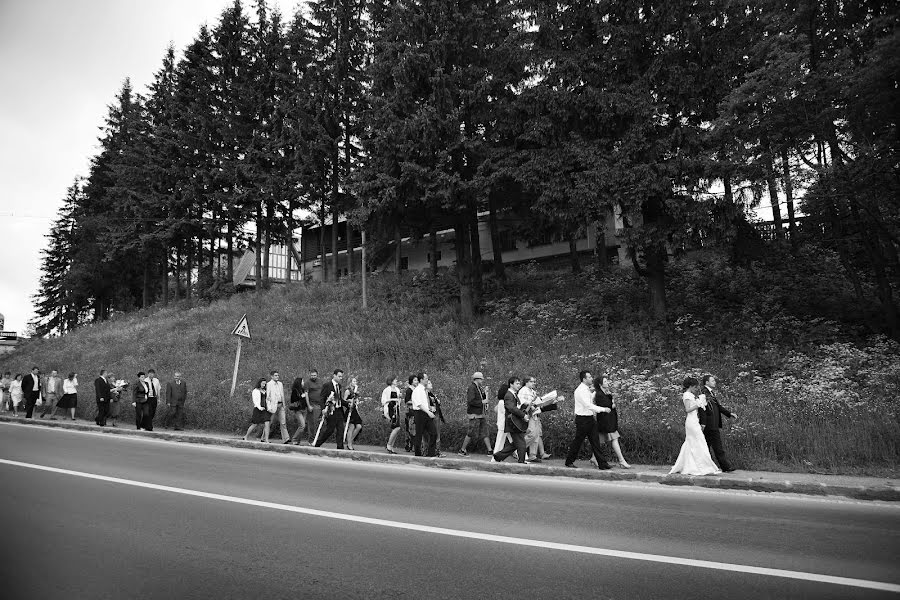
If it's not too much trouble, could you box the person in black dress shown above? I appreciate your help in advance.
[344,377,363,450]
[381,377,401,453]
[592,374,631,468]
[242,379,271,442]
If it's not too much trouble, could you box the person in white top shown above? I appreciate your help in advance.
[40,370,62,418]
[563,370,612,469]
[144,369,161,431]
[54,372,79,421]
[381,376,402,454]
[669,377,721,476]
[265,371,289,444]
[9,374,24,416]
[411,372,437,457]
[243,378,272,442]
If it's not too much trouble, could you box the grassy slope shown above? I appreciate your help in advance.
[4,256,898,476]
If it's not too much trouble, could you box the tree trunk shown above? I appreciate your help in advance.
[331,151,340,280]
[781,147,798,248]
[454,220,474,322]
[287,199,295,284]
[487,192,505,281]
[226,220,234,282]
[394,224,402,282]
[596,219,608,271]
[186,238,193,300]
[162,250,169,307]
[429,226,438,276]
[469,206,482,310]
[762,140,785,241]
[255,203,263,294]
[647,258,666,321]
[319,202,328,282]
[142,260,151,308]
[209,207,217,280]
[263,200,273,288]
[174,246,181,301]
[568,234,582,274]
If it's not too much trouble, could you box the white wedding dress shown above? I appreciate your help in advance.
[669,391,722,476]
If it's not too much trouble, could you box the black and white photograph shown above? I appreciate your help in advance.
[1,0,898,598]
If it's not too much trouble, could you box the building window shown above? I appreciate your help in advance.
[498,230,517,252]
[528,229,561,248]
[427,251,442,262]
[400,256,409,270]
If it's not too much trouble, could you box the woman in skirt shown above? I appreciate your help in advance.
[242,378,271,442]
[56,372,79,420]
[343,377,363,450]
[381,376,401,454]
[9,374,24,416]
[592,374,631,468]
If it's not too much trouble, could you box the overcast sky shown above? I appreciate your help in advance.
[0,0,298,334]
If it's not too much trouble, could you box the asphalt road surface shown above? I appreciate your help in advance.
[1,423,898,599]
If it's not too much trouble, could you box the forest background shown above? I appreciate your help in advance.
[3,0,897,474]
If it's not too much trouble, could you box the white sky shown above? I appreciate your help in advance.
[0,0,297,334]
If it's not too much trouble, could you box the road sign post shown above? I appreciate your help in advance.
[230,314,251,398]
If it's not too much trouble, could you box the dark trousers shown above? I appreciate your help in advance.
[24,395,38,418]
[143,397,158,430]
[494,429,527,463]
[135,402,148,429]
[314,407,345,448]
[413,411,437,457]
[565,415,610,467]
[164,404,184,430]
[704,428,733,471]
[95,400,109,426]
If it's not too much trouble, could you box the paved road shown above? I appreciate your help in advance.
[1,423,898,599]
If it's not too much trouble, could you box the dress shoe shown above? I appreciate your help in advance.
[565,463,577,469]
[597,462,612,470]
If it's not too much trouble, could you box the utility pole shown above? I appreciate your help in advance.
[361,229,367,309]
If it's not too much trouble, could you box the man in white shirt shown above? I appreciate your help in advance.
[411,372,437,457]
[266,371,289,443]
[144,369,161,431]
[564,370,612,469]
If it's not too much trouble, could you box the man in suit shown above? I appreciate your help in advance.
[133,372,149,430]
[22,366,42,419]
[163,371,188,430]
[698,374,737,472]
[411,373,438,457]
[144,369,161,431]
[493,376,529,464]
[313,369,345,448]
[94,369,111,426]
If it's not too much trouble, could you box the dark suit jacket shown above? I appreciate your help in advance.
[698,386,732,430]
[22,373,40,400]
[133,380,148,404]
[320,380,344,411]
[466,382,486,414]
[166,380,188,406]
[95,376,111,402]
[504,390,527,431]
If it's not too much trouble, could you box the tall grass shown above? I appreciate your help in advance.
[4,252,897,476]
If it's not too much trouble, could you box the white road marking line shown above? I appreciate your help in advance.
[1,458,898,593]
[1,421,898,508]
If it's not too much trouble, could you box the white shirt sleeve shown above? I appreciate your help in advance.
[574,384,603,416]
[251,389,263,410]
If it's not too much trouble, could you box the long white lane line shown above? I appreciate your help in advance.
[1,459,898,593]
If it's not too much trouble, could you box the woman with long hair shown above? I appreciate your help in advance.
[9,374,23,416]
[669,377,720,476]
[381,376,401,454]
[344,377,363,450]
[57,372,78,420]
[288,376,309,445]
[591,374,630,468]
[243,378,271,443]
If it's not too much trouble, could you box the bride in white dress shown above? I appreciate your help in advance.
[669,377,722,476]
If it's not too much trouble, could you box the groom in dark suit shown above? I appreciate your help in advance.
[313,369,345,448]
[94,369,111,426]
[698,375,736,472]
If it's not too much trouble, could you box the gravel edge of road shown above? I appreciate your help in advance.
[3,416,898,502]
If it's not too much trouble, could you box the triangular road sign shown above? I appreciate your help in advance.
[231,314,251,339]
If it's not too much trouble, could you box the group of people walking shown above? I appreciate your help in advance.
[1,368,79,420]
[0,366,189,431]
[239,366,737,473]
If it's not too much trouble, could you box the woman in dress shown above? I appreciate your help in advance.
[426,380,445,457]
[57,372,78,420]
[243,378,271,442]
[9,374,23,416]
[343,377,363,450]
[288,376,308,445]
[381,376,401,454]
[669,377,721,476]
[1,372,12,412]
[493,380,510,454]
[108,374,125,427]
[592,375,631,468]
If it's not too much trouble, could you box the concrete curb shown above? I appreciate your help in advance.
[3,416,898,501]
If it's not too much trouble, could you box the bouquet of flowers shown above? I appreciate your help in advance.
[112,379,129,398]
